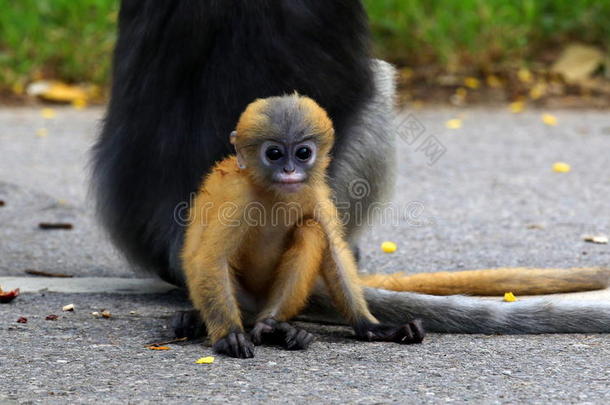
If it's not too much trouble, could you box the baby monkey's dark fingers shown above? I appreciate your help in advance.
[354,319,426,344]
[213,332,255,358]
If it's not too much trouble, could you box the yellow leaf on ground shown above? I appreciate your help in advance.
[542,113,558,126]
[72,98,87,110]
[195,356,215,364]
[464,77,480,89]
[41,108,56,119]
[552,162,571,173]
[445,118,462,129]
[517,68,533,83]
[503,292,517,302]
[508,101,525,113]
[148,346,170,351]
[486,75,502,88]
[381,241,397,253]
[529,83,547,100]
[41,82,88,103]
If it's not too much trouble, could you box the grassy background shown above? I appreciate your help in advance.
[0,0,609,92]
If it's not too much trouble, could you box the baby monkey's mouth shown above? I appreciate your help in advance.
[274,173,306,192]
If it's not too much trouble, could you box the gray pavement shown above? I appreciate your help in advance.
[1,106,609,404]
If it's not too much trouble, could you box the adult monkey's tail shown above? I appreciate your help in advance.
[358,267,610,296]
[299,267,610,333]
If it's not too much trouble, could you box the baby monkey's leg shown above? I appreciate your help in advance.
[250,221,325,350]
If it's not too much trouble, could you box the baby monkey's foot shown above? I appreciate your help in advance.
[250,318,315,350]
[354,319,425,344]
[213,331,255,358]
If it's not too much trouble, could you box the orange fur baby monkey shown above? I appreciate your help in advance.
[181,95,424,358]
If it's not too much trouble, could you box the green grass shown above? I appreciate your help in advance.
[0,0,609,92]
[364,0,610,69]
[0,0,117,90]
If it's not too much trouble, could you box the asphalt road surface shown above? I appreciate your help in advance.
[0,106,609,404]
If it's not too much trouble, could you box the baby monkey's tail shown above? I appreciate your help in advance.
[358,267,610,296]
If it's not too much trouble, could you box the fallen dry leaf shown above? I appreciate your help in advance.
[38,223,73,230]
[101,310,112,319]
[17,317,28,323]
[148,346,171,351]
[486,75,502,88]
[0,286,20,303]
[464,77,480,89]
[25,269,73,278]
[583,234,609,244]
[46,314,59,321]
[0,200,5,207]
[27,81,89,103]
[144,337,188,348]
[552,43,605,83]
[517,68,533,83]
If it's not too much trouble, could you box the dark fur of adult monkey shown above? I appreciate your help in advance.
[92,0,610,334]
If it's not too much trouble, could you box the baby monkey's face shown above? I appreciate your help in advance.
[258,137,318,193]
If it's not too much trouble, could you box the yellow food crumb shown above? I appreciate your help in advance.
[508,101,525,113]
[381,241,397,253]
[542,113,558,126]
[445,118,463,129]
[36,128,48,137]
[41,108,56,119]
[72,98,87,110]
[464,77,480,89]
[552,162,571,173]
[195,356,215,364]
[504,292,517,302]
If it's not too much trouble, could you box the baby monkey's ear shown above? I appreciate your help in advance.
[230,131,247,169]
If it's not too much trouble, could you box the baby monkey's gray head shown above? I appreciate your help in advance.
[231,94,335,193]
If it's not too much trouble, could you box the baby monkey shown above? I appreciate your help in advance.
[181,94,424,358]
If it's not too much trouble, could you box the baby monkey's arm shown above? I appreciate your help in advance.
[182,183,255,358]
[314,188,425,344]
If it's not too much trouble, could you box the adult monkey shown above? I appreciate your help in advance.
[92,0,610,334]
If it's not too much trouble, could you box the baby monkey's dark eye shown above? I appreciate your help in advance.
[265,147,283,161]
[295,146,312,161]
